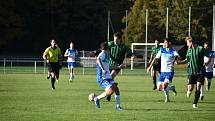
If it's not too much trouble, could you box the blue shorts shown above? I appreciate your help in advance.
[159,72,174,83]
[68,62,76,69]
[205,72,213,79]
[97,79,116,90]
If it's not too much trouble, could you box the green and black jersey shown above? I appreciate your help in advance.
[186,46,209,75]
[151,46,162,65]
[107,41,133,67]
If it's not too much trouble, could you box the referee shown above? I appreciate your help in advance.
[43,39,62,90]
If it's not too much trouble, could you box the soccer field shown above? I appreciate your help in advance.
[0,69,215,121]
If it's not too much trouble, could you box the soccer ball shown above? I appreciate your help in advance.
[88,93,96,102]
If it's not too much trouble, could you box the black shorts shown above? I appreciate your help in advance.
[153,64,161,73]
[110,68,121,74]
[187,74,204,85]
[48,62,59,74]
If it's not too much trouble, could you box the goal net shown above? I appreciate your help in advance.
[131,43,164,70]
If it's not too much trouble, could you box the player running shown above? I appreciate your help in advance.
[147,38,179,103]
[148,40,162,90]
[178,37,210,109]
[64,42,78,82]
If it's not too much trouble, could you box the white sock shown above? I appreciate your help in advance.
[200,85,204,97]
[115,95,120,108]
[163,89,169,100]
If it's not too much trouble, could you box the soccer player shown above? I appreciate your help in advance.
[200,42,214,100]
[93,42,122,111]
[178,36,210,108]
[64,42,78,82]
[106,32,134,101]
[148,40,162,90]
[147,38,179,103]
[43,39,62,90]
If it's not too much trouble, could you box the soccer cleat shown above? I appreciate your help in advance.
[94,97,100,108]
[173,90,177,96]
[116,106,123,111]
[192,104,198,109]
[200,96,204,101]
[153,86,157,90]
[56,79,59,83]
[106,95,111,101]
[51,87,55,90]
[187,91,191,97]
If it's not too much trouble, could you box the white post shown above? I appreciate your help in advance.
[34,61,37,73]
[189,6,191,36]
[107,10,110,41]
[213,5,215,76]
[125,10,128,42]
[3,58,6,74]
[145,9,148,69]
[166,7,169,38]
[131,43,134,70]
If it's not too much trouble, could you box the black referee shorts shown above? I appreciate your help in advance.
[47,62,59,74]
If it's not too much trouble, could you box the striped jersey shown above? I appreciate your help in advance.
[96,50,112,81]
[65,49,78,62]
[107,41,133,67]
[155,48,179,72]
[151,46,162,65]
[186,46,209,75]
[43,46,62,62]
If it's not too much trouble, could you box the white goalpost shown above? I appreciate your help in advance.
[131,43,164,70]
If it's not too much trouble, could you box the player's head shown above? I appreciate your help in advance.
[114,32,122,45]
[70,42,74,49]
[50,39,57,48]
[155,40,160,47]
[100,42,108,50]
[186,36,195,48]
[163,38,172,48]
[204,42,209,49]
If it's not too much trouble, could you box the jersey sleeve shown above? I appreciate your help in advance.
[174,50,180,57]
[43,48,49,56]
[125,44,133,57]
[155,50,161,59]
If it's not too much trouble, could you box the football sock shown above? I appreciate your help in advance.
[51,77,55,89]
[163,89,169,100]
[200,85,204,96]
[153,76,157,88]
[193,90,200,104]
[115,95,120,107]
[97,92,107,100]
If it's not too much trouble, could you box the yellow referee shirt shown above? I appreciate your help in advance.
[43,47,62,62]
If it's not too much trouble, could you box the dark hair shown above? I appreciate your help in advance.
[100,42,108,50]
[204,41,209,45]
[163,38,172,43]
[114,32,122,39]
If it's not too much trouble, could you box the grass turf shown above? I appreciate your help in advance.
[0,70,215,121]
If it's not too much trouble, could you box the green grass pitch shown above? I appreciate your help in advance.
[0,67,215,121]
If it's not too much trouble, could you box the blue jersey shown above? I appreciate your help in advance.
[156,48,179,72]
[66,49,77,62]
[96,51,112,83]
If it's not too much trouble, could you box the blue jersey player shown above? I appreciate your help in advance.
[64,42,78,82]
[147,38,179,102]
[93,42,122,111]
